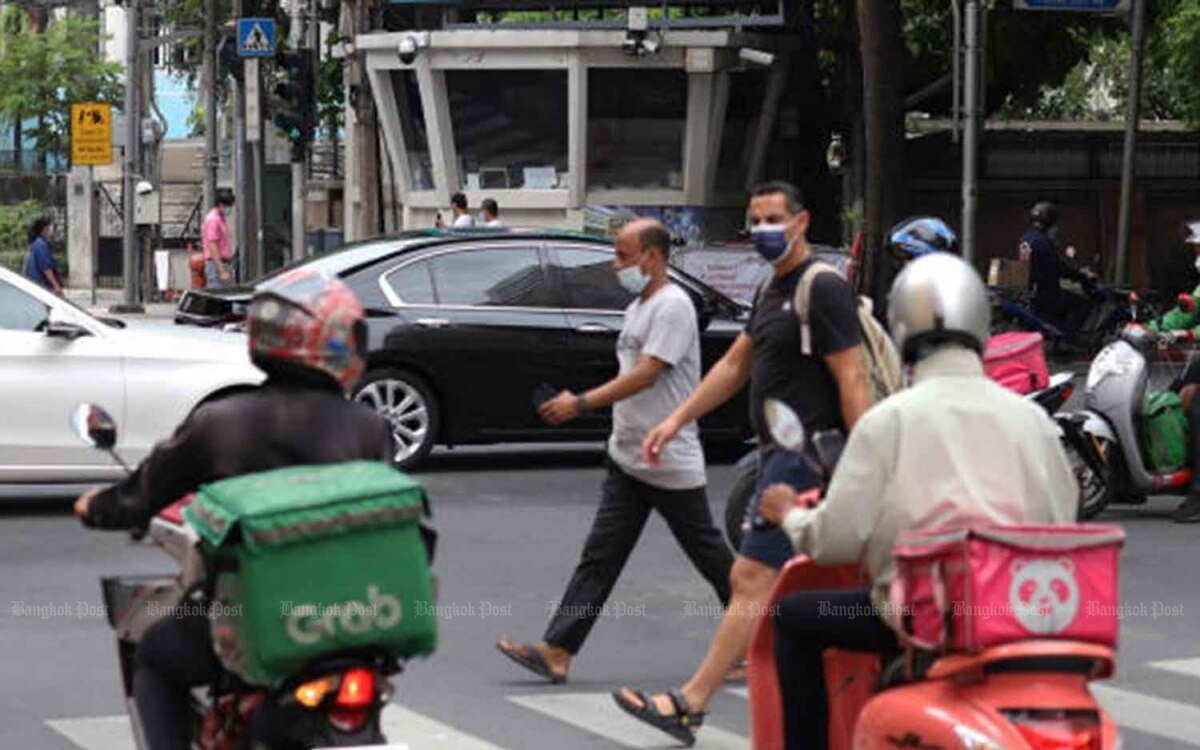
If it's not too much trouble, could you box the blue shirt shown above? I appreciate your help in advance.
[24,236,60,291]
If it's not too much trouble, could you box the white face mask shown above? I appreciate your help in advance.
[617,263,650,295]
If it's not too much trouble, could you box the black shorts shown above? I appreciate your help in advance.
[738,448,822,570]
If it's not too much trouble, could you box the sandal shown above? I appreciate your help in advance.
[612,687,704,747]
[496,642,567,684]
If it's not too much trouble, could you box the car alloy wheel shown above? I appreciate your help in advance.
[355,374,434,467]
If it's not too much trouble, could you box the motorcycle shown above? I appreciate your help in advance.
[746,399,1122,750]
[990,282,1144,356]
[1056,324,1196,520]
[723,372,1078,551]
[72,403,413,750]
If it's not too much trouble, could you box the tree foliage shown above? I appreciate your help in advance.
[0,8,123,157]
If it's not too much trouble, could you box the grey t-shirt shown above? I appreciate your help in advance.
[608,283,706,490]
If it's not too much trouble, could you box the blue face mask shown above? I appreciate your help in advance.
[617,260,650,295]
[750,222,793,265]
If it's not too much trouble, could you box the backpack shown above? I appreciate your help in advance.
[758,261,904,406]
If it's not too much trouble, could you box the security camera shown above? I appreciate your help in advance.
[738,47,775,67]
[397,36,418,65]
[136,180,154,195]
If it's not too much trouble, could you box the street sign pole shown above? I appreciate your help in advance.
[961,0,981,264]
[1115,0,1146,285]
[120,0,142,311]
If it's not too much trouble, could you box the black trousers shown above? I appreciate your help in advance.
[134,610,220,750]
[1172,359,1200,493]
[544,459,733,654]
[773,589,898,750]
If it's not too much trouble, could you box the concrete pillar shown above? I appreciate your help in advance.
[66,167,97,289]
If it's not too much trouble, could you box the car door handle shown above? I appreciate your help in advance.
[575,323,612,333]
[416,318,451,329]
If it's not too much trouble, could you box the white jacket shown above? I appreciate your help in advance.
[781,346,1078,624]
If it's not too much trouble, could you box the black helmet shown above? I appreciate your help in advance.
[887,216,959,261]
[1030,202,1059,230]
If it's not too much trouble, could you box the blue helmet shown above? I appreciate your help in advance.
[888,216,959,261]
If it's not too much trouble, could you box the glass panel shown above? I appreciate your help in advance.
[0,281,49,331]
[384,261,436,305]
[391,70,434,191]
[429,247,554,308]
[715,69,767,191]
[549,247,634,311]
[588,69,687,191]
[446,71,569,191]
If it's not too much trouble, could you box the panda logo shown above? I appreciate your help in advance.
[1008,558,1080,635]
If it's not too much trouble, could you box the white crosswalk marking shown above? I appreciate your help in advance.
[508,692,748,749]
[45,705,500,750]
[1149,656,1200,680]
[1091,684,1200,747]
[380,705,504,750]
[45,716,135,750]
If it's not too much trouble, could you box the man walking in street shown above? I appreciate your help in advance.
[446,192,475,228]
[613,182,870,746]
[497,218,733,683]
[202,189,236,288]
[481,198,502,228]
[24,217,63,297]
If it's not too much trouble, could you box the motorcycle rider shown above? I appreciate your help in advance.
[758,253,1079,749]
[73,269,416,750]
[888,215,958,262]
[1021,201,1097,332]
[1146,220,1200,523]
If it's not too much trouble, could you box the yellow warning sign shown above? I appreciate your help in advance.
[70,102,113,166]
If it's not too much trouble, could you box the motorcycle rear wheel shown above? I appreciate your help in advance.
[1066,439,1113,520]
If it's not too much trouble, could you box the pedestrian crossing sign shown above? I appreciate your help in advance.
[237,18,276,58]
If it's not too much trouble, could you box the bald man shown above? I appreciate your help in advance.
[498,219,733,683]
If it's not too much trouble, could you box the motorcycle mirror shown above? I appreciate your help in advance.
[764,398,806,455]
[71,403,119,451]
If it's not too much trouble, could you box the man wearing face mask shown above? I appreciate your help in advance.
[614,182,869,746]
[496,218,733,683]
[1021,201,1096,331]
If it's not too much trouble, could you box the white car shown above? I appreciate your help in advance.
[0,267,264,482]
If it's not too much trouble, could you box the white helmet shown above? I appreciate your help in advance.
[887,253,990,362]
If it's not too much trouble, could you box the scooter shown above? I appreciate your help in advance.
[991,283,1139,356]
[72,403,412,750]
[723,372,1078,551]
[746,399,1121,750]
[1056,324,1195,520]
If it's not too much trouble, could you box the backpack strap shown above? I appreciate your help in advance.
[793,261,840,356]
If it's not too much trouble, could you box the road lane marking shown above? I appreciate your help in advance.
[1149,657,1200,680]
[44,716,135,750]
[508,692,748,749]
[1090,684,1200,747]
[46,704,501,750]
[726,686,748,699]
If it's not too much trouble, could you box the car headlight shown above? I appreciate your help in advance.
[953,725,1009,750]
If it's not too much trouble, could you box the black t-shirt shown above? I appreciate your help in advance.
[747,257,862,445]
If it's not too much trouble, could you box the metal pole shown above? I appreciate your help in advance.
[961,0,980,265]
[120,0,141,309]
[1115,0,1147,286]
[289,0,306,262]
[203,0,218,212]
[951,0,961,144]
[233,0,247,281]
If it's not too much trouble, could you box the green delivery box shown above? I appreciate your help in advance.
[183,461,437,686]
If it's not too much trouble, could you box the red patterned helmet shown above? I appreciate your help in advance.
[247,269,366,393]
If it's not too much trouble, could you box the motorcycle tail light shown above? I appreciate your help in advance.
[1001,709,1101,750]
[328,707,370,733]
[335,668,375,710]
[294,676,338,708]
[1061,385,1074,403]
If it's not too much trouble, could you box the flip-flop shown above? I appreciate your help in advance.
[496,642,567,684]
[612,687,704,747]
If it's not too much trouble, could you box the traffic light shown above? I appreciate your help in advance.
[272,49,314,156]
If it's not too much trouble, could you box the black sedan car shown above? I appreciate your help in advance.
[176,230,753,468]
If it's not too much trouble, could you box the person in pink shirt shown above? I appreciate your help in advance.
[202,190,236,287]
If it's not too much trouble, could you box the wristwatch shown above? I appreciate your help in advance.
[576,393,593,414]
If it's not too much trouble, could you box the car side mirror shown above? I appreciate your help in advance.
[71,403,119,450]
[45,309,90,340]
